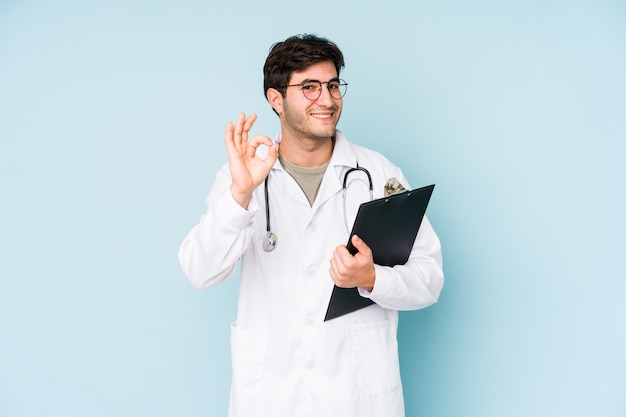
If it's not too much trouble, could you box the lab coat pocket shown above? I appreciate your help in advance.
[230,322,267,404]
[352,320,402,395]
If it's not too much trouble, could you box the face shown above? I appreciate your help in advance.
[276,60,343,142]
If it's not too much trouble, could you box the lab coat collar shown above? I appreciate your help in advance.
[269,130,358,210]
[330,130,359,170]
[270,129,358,171]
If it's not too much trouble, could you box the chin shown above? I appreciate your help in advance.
[312,125,337,139]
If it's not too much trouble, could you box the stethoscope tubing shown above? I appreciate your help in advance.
[342,165,373,233]
[263,165,373,252]
[262,176,278,252]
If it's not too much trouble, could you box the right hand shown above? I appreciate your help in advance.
[224,113,278,208]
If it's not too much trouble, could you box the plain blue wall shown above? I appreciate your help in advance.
[1,1,625,416]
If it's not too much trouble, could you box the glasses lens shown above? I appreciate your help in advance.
[328,81,347,99]
[299,80,348,100]
[301,81,322,100]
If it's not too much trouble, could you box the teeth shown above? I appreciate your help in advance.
[312,113,332,119]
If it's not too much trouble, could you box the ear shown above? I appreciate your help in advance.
[266,88,283,115]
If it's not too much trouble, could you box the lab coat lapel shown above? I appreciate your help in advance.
[313,131,357,210]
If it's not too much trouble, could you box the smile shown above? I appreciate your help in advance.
[310,112,333,119]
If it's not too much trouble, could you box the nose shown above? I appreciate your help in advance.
[316,83,337,105]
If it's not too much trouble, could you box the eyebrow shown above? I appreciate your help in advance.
[296,77,340,84]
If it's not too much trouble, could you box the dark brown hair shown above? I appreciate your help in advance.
[263,34,345,99]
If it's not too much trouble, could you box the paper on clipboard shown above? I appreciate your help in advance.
[324,184,435,321]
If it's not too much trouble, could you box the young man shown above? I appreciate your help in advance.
[179,34,444,417]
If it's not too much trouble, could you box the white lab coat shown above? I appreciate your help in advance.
[179,131,444,417]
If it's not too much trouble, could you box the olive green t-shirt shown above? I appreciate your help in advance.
[279,153,330,207]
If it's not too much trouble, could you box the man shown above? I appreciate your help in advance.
[179,34,444,417]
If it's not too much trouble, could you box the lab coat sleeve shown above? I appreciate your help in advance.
[357,214,444,310]
[178,164,258,290]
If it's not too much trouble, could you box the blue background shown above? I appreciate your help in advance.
[1,1,625,416]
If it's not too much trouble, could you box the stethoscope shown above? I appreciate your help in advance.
[262,165,373,252]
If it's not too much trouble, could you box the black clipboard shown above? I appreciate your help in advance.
[324,184,435,321]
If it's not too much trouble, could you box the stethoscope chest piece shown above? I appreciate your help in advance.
[262,232,278,252]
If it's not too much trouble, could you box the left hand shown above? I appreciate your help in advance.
[329,235,376,291]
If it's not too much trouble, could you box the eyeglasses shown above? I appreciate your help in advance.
[283,79,348,101]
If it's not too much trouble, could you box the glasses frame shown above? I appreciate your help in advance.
[282,78,348,101]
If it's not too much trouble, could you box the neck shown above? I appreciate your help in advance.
[278,135,334,168]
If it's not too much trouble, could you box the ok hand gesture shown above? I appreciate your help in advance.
[224,113,278,209]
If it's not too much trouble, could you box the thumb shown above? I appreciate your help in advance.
[267,139,279,161]
[351,235,370,254]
